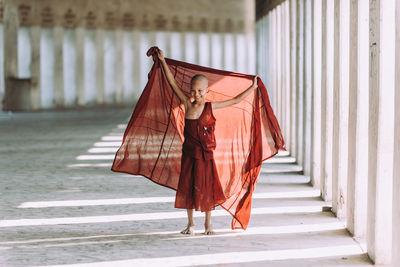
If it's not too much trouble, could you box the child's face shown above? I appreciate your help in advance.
[190,80,208,101]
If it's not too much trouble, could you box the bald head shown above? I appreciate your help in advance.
[190,74,208,87]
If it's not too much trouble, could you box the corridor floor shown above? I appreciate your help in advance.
[0,108,373,266]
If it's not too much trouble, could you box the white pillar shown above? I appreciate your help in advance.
[84,30,96,104]
[332,0,350,219]
[40,28,54,109]
[276,4,282,130]
[115,29,123,104]
[199,33,210,67]
[331,0,341,213]
[53,26,64,107]
[296,0,305,167]
[122,30,134,104]
[321,0,334,202]
[236,33,246,74]
[284,1,291,154]
[290,0,297,158]
[132,30,141,102]
[29,26,41,110]
[184,32,197,64]
[280,4,287,150]
[95,29,105,104]
[0,24,4,111]
[271,9,277,111]
[367,0,395,264]
[304,0,313,177]
[223,33,235,71]
[312,0,322,188]
[210,33,223,69]
[75,27,85,106]
[346,0,369,238]
[393,0,400,265]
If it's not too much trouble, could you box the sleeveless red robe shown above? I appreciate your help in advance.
[174,102,227,212]
[111,46,286,230]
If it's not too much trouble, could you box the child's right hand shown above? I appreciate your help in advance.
[157,50,165,61]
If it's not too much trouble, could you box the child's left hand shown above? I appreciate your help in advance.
[252,75,258,88]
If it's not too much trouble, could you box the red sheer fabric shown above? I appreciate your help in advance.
[111,46,286,230]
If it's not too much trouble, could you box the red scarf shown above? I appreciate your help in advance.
[111,46,286,230]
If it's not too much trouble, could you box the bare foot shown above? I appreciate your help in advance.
[180,224,195,235]
[203,224,215,235]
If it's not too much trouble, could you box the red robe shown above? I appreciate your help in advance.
[174,101,227,212]
[111,46,286,230]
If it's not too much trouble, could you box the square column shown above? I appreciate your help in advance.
[367,0,395,264]
[304,0,313,177]
[296,0,305,167]
[312,0,322,188]
[290,0,298,158]
[346,0,369,238]
[53,26,64,107]
[394,0,400,263]
[29,25,41,110]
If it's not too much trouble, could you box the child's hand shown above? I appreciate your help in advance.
[157,49,165,61]
[252,75,258,88]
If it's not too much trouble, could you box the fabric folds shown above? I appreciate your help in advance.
[111,46,286,230]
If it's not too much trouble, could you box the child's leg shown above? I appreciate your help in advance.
[180,209,195,234]
[204,211,215,235]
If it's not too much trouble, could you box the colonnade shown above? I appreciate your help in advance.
[256,0,400,265]
[1,0,256,111]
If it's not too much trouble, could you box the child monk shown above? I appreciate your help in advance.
[156,49,258,235]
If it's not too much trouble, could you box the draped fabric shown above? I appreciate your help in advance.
[111,46,286,230]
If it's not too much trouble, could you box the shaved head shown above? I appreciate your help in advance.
[190,74,208,87]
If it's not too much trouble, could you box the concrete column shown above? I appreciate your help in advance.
[304,0,313,177]
[331,0,341,213]
[276,4,282,130]
[367,0,395,264]
[312,0,322,188]
[3,2,19,110]
[40,28,55,108]
[199,33,210,67]
[284,1,291,154]
[53,26,64,107]
[245,0,256,74]
[84,30,96,104]
[280,3,287,150]
[115,29,123,104]
[393,0,400,265]
[223,33,235,71]
[332,0,350,219]
[346,0,369,238]
[184,32,197,64]
[236,33,247,74]
[95,29,105,104]
[169,32,182,61]
[296,0,305,167]
[270,9,276,110]
[75,27,85,106]
[131,30,141,102]
[63,29,76,107]
[0,24,4,111]
[29,26,41,110]
[4,3,18,79]
[338,0,350,219]
[122,30,134,104]
[210,33,223,69]
[321,0,334,202]
[290,0,297,158]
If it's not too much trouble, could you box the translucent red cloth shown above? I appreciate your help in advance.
[111,46,286,230]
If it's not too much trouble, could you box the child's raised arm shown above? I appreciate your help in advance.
[212,75,258,110]
[157,50,189,107]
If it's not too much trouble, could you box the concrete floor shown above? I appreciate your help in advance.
[0,108,373,266]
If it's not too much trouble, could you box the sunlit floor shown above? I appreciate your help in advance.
[0,108,373,266]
